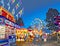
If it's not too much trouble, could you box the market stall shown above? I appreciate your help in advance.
[0,6,16,45]
[0,16,9,45]
[16,28,28,41]
[57,30,60,43]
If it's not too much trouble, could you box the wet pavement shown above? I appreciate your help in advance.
[0,41,59,46]
[16,41,41,46]
[16,41,60,46]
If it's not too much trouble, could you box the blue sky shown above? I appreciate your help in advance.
[0,0,60,28]
[21,0,60,28]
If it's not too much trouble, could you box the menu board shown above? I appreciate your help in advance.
[0,25,5,39]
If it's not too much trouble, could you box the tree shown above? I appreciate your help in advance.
[16,18,24,26]
[46,8,59,31]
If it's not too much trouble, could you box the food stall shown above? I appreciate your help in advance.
[0,16,9,45]
[15,24,20,41]
[8,22,16,46]
[0,16,16,45]
[16,28,28,41]
[0,6,16,45]
[26,29,35,42]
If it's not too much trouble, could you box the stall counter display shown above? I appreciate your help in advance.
[0,25,9,45]
[16,28,28,41]
[0,25,5,39]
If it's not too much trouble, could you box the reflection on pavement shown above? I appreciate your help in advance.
[16,41,40,46]
[16,41,59,46]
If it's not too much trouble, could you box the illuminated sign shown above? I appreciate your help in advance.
[5,20,10,25]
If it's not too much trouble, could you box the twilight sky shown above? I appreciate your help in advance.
[21,0,60,28]
[0,0,60,28]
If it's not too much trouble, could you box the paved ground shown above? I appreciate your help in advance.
[7,39,59,46]
[16,41,60,46]
[41,42,57,46]
[0,41,59,46]
[16,41,40,46]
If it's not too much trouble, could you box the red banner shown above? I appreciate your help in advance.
[2,10,7,18]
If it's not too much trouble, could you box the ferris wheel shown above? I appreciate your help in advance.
[31,18,44,31]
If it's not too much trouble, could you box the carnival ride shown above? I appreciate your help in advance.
[31,18,43,31]
[31,18,43,36]
[27,18,43,42]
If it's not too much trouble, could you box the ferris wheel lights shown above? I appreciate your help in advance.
[31,18,43,31]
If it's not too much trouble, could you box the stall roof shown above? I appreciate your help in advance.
[0,6,15,22]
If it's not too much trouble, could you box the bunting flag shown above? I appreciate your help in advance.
[7,0,12,10]
[12,8,15,15]
[0,0,4,7]
[11,0,16,4]
[16,8,24,20]
[15,3,19,10]
[7,3,10,10]
[0,0,24,22]
[18,8,24,17]
[16,14,18,20]
[15,0,23,10]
